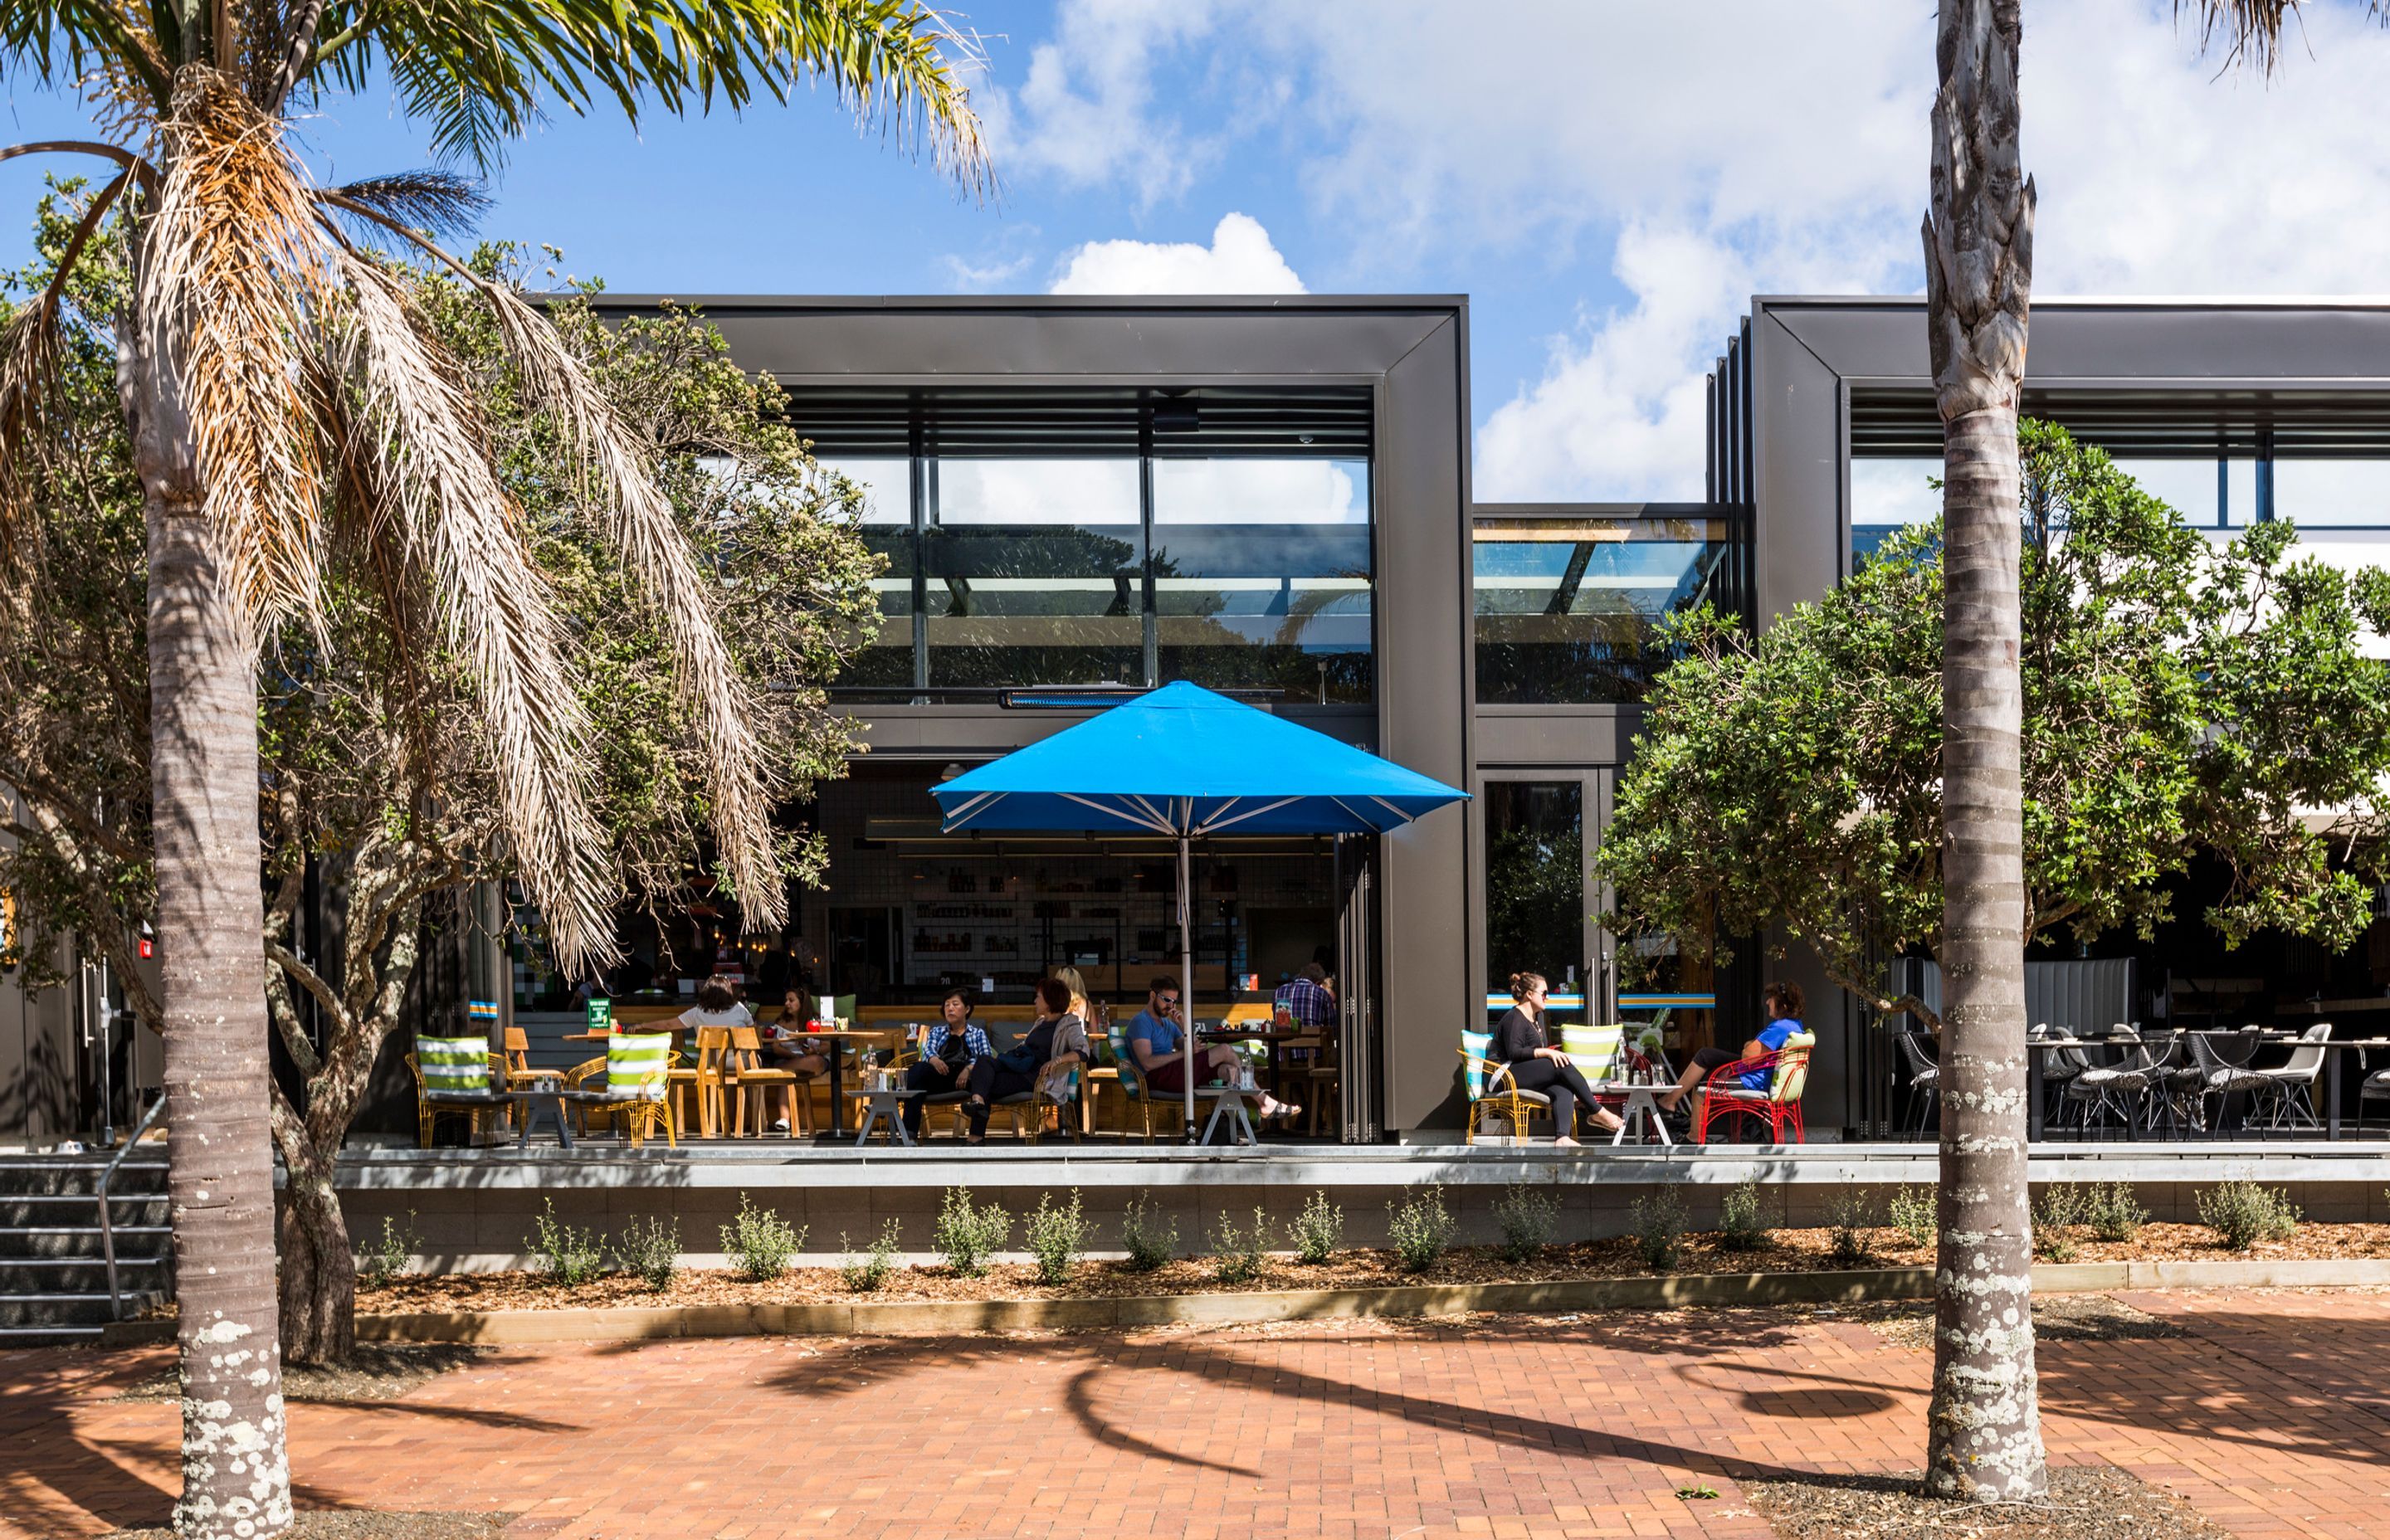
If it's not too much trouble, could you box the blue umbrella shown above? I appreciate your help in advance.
[931,681,1469,1138]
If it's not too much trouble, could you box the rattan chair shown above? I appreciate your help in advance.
[1460,1031,1550,1143]
[1694,1033,1815,1145]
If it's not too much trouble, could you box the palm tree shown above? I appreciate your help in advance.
[1919,0,2045,1503]
[0,9,987,1538]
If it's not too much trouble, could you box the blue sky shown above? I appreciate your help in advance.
[5,2,2390,500]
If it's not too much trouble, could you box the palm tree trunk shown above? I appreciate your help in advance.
[139,361,295,1533]
[1922,0,2045,1504]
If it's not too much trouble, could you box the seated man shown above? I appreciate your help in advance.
[1128,974,1299,1122]
[1657,980,1807,1114]
[1272,962,1336,1028]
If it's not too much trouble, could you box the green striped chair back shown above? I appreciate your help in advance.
[607,1032,671,1100]
[418,1036,490,1094]
[1559,1023,1624,1081]
[1107,1024,1143,1097]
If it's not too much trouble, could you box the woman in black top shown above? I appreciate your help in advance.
[1495,971,1622,1145]
[961,977,1093,1143]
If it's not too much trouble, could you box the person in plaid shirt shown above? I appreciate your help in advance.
[1273,963,1337,1027]
[903,987,991,1138]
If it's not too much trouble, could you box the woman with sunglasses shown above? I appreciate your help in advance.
[1494,971,1622,1146]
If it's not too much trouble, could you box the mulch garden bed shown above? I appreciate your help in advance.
[1744,1465,2235,1540]
[110,1343,490,1404]
[105,1513,510,1540]
[351,1221,2390,1313]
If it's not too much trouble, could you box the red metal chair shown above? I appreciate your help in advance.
[1695,1032,1816,1145]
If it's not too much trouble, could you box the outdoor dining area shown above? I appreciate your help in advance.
[1895,1020,2390,1141]
[406,682,1465,1152]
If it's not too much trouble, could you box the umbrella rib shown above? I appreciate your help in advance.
[1059,793,1174,834]
[942,791,1005,829]
[1128,793,1175,831]
[1197,796,1302,835]
[1368,797,1421,826]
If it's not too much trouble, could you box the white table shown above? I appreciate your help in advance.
[852,1086,924,1147]
[1597,1081,1673,1146]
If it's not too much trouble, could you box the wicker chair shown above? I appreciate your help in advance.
[405,1049,509,1148]
[1460,1030,1549,1143]
[1694,1033,1815,1145]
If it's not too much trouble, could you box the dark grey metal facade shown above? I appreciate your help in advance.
[588,295,1479,1137]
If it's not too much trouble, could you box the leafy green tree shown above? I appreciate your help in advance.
[0,10,984,1533]
[0,199,881,1362]
[1601,419,2390,1023]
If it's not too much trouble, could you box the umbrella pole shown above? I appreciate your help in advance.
[1179,831,1197,1143]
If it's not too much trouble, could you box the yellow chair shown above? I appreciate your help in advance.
[405,1051,495,1148]
[1460,1033,1551,1144]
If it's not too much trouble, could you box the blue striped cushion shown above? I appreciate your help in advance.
[606,1033,671,1101]
[419,1037,490,1094]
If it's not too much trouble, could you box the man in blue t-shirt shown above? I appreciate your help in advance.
[1657,981,1808,1112]
[1125,975,1300,1120]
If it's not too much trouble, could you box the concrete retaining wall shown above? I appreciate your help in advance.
[329,1141,2390,1271]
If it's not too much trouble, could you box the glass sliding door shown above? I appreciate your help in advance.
[1481,779,1590,1016]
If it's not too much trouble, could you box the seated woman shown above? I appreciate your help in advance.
[748,981,829,1133]
[904,987,989,1139]
[962,977,1094,1143]
[1656,980,1806,1116]
[1493,970,1624,1146]
[1127,974,1299,1124]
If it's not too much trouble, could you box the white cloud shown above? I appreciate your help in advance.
[1049,212,1305,295]
[995,0,2390,498]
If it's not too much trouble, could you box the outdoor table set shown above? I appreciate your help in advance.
[2018,1026,2390,1140]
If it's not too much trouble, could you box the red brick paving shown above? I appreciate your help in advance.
[6,1289,2390,1539]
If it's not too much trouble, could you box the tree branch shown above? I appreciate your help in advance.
[265,940,331,1081]
[0,753,144,864]
[0,142,160,197]
[269,0,334,111]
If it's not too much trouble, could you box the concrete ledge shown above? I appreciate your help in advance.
[342,1256,2389,1345]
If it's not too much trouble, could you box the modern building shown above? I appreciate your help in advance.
[7,292,2390,1147]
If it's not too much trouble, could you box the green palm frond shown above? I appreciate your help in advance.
[300,1,990,187]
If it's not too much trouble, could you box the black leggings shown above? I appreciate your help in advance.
[963,1059,1036,1134]
[1506,1057,1604,1136]
[903,1058,966,1136]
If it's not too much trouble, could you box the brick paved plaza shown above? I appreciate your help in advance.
[6,1289,2389,1540]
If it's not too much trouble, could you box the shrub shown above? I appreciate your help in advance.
[530,1198,606,1287]
[1888,1185,1937,1251]
[1824,1191,1873,1265]
[610,1216,680,1292]
[2198,1182,2300,1251]
[1493,1182,1559,1264]
[720,1194,805,1281]
[934,1188,1011,1277]
[360,1211,418,1281]
[1716,1177,1771,1254]
[2084,1182,2148,1245]
[1119,1194,1178,1272]
[1290,1191,1344,1265]
[2032,1184,2084,1263]
[1632,1192,1686,1270]
[1025,1192,1087,1286]
[1208,1206,1271,1284]
[1386,1188,1456,1273]
[839,1219,901,1293]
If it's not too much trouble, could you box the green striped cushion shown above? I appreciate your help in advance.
[1560,1025,1622,1081]
[419,1037,490,1094]
[606,1033,671,1100]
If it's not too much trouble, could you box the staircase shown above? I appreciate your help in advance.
[0,1150,172,1348]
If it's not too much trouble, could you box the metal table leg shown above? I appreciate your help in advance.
[2027,1049,2045,1143]
[2329,1046,2344,1141]
[828,1041,846,1137]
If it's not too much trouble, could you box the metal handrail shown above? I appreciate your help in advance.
[100,1094,168,1322]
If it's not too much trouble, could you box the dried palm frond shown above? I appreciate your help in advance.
[479,280,788,928]
[324,247,617,973]
[320,170,490,239]
[139,68,329,634]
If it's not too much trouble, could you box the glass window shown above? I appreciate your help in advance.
[1473,519,1737,704]
[815,457,916,687]
[1153,458,1373,702]
[1851,457,1942,528]
[814,456,912,524]
[2109,457,2227,527]
[924,459,1144,688]
[1483,781,1585,1000]
[2273,460,2390,528]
